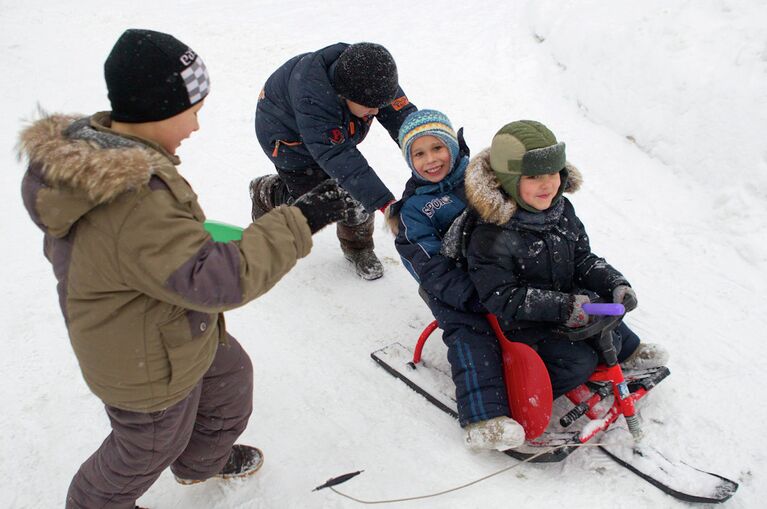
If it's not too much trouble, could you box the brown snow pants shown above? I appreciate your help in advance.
[65,335,253,509]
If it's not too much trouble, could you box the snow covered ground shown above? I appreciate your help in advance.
[2,0,765,507]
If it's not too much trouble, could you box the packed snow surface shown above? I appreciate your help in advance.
[1,1,765,507]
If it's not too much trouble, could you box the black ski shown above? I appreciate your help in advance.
[598,430,738,504]
[371,342,738,504]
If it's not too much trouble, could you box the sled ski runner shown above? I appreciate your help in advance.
[598,430,739,504]
[371,339,738,503]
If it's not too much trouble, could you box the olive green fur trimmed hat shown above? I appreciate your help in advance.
[489,120,567,212]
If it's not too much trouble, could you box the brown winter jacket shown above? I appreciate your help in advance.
[19,112,313,412]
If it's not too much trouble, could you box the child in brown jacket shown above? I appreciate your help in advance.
[19,29,352,508]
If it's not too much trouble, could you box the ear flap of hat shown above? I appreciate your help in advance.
[489,132,527,175]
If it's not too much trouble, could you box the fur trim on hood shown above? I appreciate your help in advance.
[17,112,169,205]
[465,148,583,225]
[384,206,401,235]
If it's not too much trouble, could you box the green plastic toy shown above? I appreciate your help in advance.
[203,220,244,242]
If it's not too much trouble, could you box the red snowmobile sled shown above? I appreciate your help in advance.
[371,302,738,504]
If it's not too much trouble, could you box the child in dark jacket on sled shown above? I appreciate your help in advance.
[389,110,527,451]
[464,120,669,428]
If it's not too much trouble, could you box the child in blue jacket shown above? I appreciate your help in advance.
[389,110,526,451]
[251,42,418,280]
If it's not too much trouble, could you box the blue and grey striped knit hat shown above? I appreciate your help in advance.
[398,109,459,174]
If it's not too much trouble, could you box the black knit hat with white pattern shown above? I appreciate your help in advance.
[105,29,210,123]
[333,42,399,108]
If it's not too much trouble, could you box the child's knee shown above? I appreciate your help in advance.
[545,345,598,397]
[614,323,641,362]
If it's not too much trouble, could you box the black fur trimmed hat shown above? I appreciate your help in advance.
[333,42,399,108]
[104,29,210,123]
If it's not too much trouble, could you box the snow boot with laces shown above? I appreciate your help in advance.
[464,416,526,452]
[174,444,264,485]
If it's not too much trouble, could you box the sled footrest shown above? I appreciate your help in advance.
[504,432,582,463]
[625,366,670,393]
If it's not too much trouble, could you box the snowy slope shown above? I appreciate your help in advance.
[1,1,765,507]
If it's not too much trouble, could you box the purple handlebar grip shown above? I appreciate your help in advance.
[583,303,625,316]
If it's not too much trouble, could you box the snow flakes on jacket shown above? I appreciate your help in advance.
[463,147,628,344]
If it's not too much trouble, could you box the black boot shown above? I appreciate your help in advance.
[343,248,384,280]
[175,444,264,485]
[337,212,381,280]
[249,174,289,222]
[218,444,264,479]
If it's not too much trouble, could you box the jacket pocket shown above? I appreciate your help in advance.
[158,311,215,390]
[272,139,303,157]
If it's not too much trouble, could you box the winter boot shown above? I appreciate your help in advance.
[337,211,381,280]
[620,342,670,370]
[249,174,289,222]
[174,444,264,485]
[464,416,525,451]
[343,248,384,280]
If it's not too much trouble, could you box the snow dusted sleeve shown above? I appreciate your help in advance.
[467,224,571,323]
[395,202,479,311]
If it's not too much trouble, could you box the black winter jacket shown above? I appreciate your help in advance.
[255,43,417,212]
[465,149,629,344]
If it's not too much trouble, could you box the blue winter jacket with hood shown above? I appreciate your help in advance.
[391,150,482,313]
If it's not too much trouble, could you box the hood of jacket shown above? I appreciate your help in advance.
[465,147,583,225]
[18,111,175,238]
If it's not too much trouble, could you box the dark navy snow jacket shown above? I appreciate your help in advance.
[394,156,482,312]
[255,42,417,212]
[468,197,629,344]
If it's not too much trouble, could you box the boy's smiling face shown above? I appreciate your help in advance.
[519,172,561,211]
[410,135,452,183]
[152,100,205,154]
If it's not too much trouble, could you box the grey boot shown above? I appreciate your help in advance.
[337,211,383,280]
[621,343,670,370]
[343,249,384,280]
[464,416,525,451]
